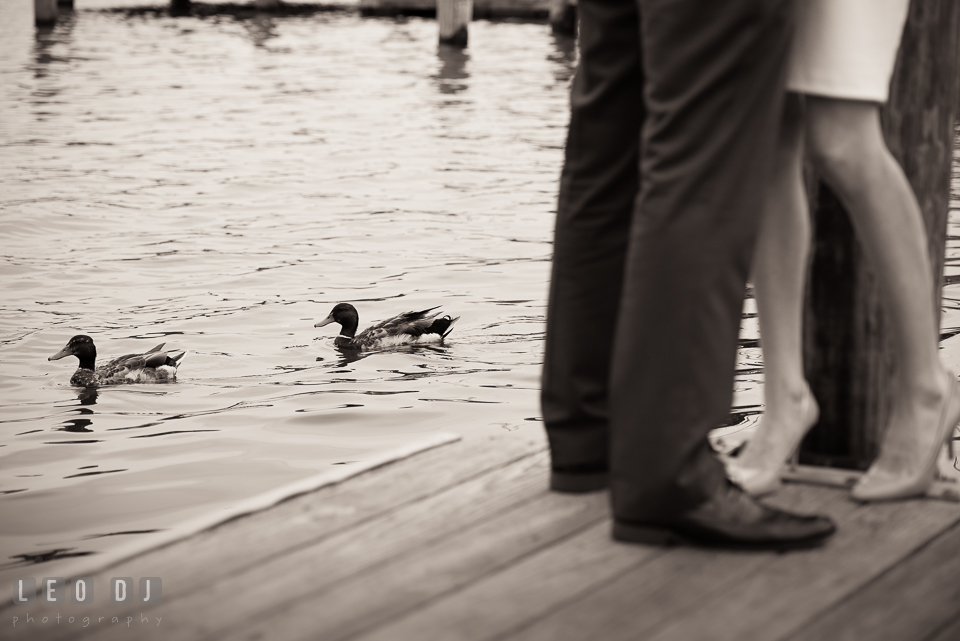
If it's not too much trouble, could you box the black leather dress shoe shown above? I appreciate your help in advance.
[612,481,836,550]
[550,463,609,493]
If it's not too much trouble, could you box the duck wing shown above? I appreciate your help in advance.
[356,307,443,342]
[96,347,185,383]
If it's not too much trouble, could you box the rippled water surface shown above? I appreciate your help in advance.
[3,0,960,581]
[0,0,577,577]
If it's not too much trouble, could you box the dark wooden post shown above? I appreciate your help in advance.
[35,0,57,25]
[438,0,472,47]
[548,0,576,36]
[170,0,192,16]
[800,1,960,470]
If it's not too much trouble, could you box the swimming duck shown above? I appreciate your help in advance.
[315,303,459,350]
[48,335,185,387]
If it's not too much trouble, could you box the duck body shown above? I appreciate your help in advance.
[315,303,459,350]
[49,335,185,387]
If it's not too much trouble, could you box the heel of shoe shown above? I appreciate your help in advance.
[550,470,608,493]
[725,385,819,497]
[612,520,682,546]
[725,462,782,497]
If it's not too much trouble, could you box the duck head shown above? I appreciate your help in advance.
[315,303,360,337]
[49,335,97,370]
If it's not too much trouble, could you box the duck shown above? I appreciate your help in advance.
[48,335,186,387]
[315,303,459,350]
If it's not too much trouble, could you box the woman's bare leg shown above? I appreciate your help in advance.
[734,94,818,492]
[805,96,949,486]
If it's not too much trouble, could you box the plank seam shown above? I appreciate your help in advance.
[1,440,548,629]
[344,513,617,641]
[779,513,960,641]
[221,470,568,640]
[14,432,462,594]
[486,536,671,641]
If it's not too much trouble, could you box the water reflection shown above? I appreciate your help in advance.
[33,12,75,69]
[77,388,99,406]
[245,15,279,47]
[58,418,93,433]
[547,33,577,83]
[434,44,470,95]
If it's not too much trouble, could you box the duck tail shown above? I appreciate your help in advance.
[169,350,187,367]
[428,315,459,339]
[145,343,166,354]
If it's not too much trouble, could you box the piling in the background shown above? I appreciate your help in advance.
[35,0,57,24]
[438,0,472,47]
[170,0,192,16]
[57,0,74,7]
[800,1,960,469]
[255,0,283,9]
[548,0,576,36]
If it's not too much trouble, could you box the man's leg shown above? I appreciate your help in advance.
[610,0,797,521]
[542,0,644,490]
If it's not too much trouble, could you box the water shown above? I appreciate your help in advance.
[2,0,960,583]
[0,0,576,579]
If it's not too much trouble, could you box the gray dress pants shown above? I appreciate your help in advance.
[542,0,795,522]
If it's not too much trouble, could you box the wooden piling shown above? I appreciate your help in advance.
[548,0,576,36]
[438,0,472,47]
[170,0,192,16]
[34,0,57,24]
[800,1,960,469]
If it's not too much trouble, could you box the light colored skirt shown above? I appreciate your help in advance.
[786,0,911,103]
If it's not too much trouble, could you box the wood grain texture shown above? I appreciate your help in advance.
[502,486,843,641]
[64,449,554,641]
[355,521,659,641]
[238,490,609,641]
[647,496,960,641]
[786,521,960,641]
[17,433,546,641]
[11,433,960,641]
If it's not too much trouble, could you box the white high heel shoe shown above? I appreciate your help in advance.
[851,371,960,502]
[725,386,819,497]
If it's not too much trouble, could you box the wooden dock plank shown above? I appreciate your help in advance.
[21,433,545,641]
[234,491,609,641]
[67,447,556,641]
[361,484,841,641]
[353,520,658,641]
[786,520,960,641]
[355,520,661,641]
[12,431,960,641]
[645,494,960,641]
[499,493,842,641]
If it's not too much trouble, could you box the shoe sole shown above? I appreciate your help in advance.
[549,471,609,493]
[611,520,832,551]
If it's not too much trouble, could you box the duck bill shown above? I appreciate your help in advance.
[314,314,335,328]
[48,346,73,361]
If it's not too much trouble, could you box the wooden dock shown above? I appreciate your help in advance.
[5,431,960,641]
